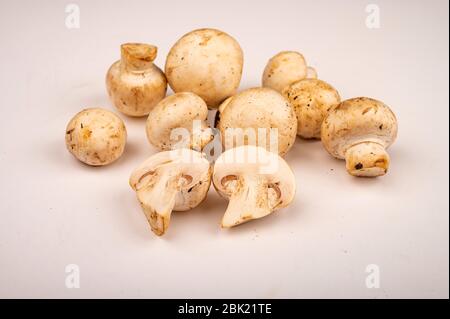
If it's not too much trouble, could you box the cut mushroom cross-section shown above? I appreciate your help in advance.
[129,149,212,236]
[213,145,296,228]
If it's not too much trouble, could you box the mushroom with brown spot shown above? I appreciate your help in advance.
[282,78,341,139]
[321,97,398,177]
[165,28,243,108]
[146,92,213,151]
[129,149,212,236]
[213,145,296,227]
[65,108,127,166]
[106,43,167,117]
[217,87,297,156]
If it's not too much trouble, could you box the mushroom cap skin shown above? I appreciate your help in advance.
[213,145,296,228]
[146,92,213,151]
[129,148,212,236]
[106,43,167,117]
[217,87,297,156]
[262,51,307,93]
[65,108,127,166]
[321,97,398,177]
[282,78,341,139]
[165,28,244,108]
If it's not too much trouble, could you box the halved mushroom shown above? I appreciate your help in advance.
[321,97,398,177]
[213,145,296,227]
[129,149,212,236]
[146,92,213,151]
[217,87,297,156]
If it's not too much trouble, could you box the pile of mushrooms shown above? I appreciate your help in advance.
[64,27,398,236]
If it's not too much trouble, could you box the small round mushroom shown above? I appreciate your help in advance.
[65,108,127,166]
[213,145,296,227]
[129,148,212,236]
[217,87,297,156]
[262,51,305,93]
[282,78,341,139]
[321,97,398,177]
[146,92,213,151]
[106,43,167,117]
[165,28,244,108]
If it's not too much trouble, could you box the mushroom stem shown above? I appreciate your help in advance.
[121,43,157,72]
[221,175,271,227]
[136,171,180,236]
[345,142,390,177]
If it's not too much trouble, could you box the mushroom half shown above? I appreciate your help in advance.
[213,145,296,227]
[129,149,212,236]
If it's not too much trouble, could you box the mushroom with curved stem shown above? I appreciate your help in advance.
[282,78,341,139]
[217,87,297,156]
[106,43,167,117]
[65,108,127,166]
[146,92,213,151]
[321,97,398,177]
[165,28,244,108]
[213,145,296,227]
[129,149,212,236]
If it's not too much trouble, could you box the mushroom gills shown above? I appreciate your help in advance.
[345,142,390,177]
[221,174,280,227]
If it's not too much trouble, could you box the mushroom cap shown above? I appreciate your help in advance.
[130,148,211,211]
[146,92,211,151]
[213,145,296,210]
[262,51,307,93]
[217,87,297,156]
[106,43,167,117]
[65,108,127,166]
[321,97,398,159]
[282,78,341,139]
[165,28,244,108]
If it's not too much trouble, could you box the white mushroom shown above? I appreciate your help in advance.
[321,97,398,177]
[65,108,127,166]
[213,145,296,227]
[165,28,244,108]
[129,149,212,236]
[106,43,167,117]
[146,92,213,151]
[282,78,341,139]
[217,87,297,156]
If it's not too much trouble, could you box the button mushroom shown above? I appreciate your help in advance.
[146,92,213,151]
[321,97,398,177]
[262,51,318,93]
[217,87,297,156]
[129,149,212,236]
[213,145,296,227]
[106,43,167,117]
[282,78,341,139]
[165,28,244,108]
[65,108,127,166]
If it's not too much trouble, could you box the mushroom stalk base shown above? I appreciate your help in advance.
[222,175,272,228]
[136,172,179,236]
[345,142,390,177]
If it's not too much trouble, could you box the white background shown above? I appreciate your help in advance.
[0,0,448,298]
